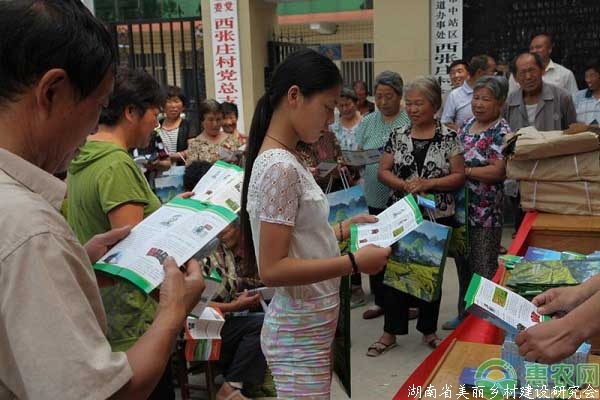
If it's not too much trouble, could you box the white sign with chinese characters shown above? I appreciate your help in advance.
[430,0,463,94]
[210,0,245,132]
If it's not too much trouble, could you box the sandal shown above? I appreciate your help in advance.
[422,335,442,349]
[366,341,397,357]
[218,382,250,400]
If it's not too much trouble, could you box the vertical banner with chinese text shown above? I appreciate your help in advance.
[430,0,463,94]
[210,0,245,132]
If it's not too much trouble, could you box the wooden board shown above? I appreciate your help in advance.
[527,213,600,254]
[416,341,600,400]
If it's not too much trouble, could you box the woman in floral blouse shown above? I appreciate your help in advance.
[187,99,240,165]
[368,76,465,356]
[443,76,509,330]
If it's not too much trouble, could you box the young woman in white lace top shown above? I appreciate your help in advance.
[240,49,391,399]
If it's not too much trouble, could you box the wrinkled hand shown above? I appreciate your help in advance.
[158,257,205,321]
[515,317,584,364]
[84,226,131,264]
[354,245,391,275]
[532,286,586,317]
[234,290,261,311]
[177,191,195,199]
[218,223,239,250]
[405,178,432,194]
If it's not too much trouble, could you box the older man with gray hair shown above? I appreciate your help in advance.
[355,70,410,320]
[0,1,205,399]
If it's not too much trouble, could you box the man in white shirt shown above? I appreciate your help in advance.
[573,59,600,124]
[441,54,496,131]
[509,33,578,95]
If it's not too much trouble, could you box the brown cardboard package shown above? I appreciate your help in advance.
[507,151,600,182]
[520,181,600,215]
[508,127,600,160]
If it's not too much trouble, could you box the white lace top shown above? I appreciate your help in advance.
[247,148,340,300]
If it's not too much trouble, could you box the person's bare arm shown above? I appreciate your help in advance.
[258,222,390,287]
[378,152,406,192]
[425,154,466,192]
[516,289,600,364]
[467,159,505,185]
[108,203,145,229]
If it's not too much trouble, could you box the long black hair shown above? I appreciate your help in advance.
[239,48,342,277]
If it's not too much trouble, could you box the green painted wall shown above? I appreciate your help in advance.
[95,0,200,21]
[277,0,371,15]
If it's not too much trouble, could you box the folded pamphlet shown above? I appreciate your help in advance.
[465,274,550,334]
[349,194,423,252]
[94,197,237,293]
[94,161,242,293]
[315,161,338,177]
[184,306,226,361]
[341,148,383,166]
[190,160,243,213]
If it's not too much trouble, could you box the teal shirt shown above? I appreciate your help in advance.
[67,140,161,352]
[355,110,409,209]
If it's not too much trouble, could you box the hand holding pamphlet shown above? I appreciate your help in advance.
[465,274,550,334]
[94,161,241,293]
[349,194,423,252]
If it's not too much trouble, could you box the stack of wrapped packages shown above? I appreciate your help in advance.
[505,125,600,215]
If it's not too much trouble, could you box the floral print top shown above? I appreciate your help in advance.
[459,117,510,228]
[384,120,463,219]
[186,134,240,165]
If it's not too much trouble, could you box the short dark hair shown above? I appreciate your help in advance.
[221,102,239,118]
[449,59,469,71]
[468,55,491,76]
[512,52,545,75]
[99,68,165,126]
[199,99,223,122]
[165,85,187,107]
[183,160,213,191]
[0,0,115,107]
[585,59,600,75]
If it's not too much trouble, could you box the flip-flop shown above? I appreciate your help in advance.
[366,341,397,357]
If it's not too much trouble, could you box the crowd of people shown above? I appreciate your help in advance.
[2,1,600,399]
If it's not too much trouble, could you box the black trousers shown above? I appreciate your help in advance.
[454,226,502,318]
[367,206,387,307]
[218,314,267,384]
[383,286,441,336]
